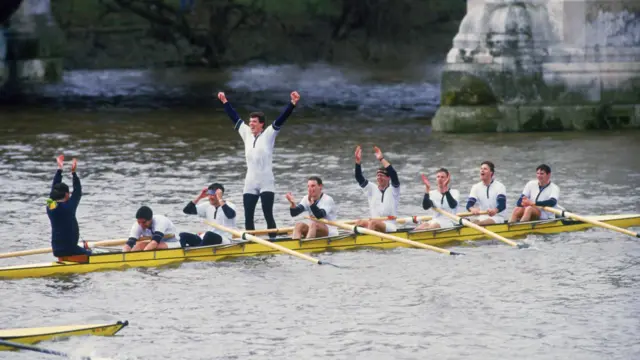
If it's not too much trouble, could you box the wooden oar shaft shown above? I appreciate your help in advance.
[0,247,51,259]
[204,220,323,265]
[0,235,175,260]
[244,211,486,235]
[89,234,175,247]
[395,211,486,224]
[0,338,91,359]
[431,208,519,247]
[309,217,455,255]
[542,207,639,238]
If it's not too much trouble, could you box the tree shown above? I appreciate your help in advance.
[100,0,268,67]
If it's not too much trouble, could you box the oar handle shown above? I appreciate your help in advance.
[204,220,325,265]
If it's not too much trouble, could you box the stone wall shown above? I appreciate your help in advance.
[1,0,63,92]
[433,0,640,132]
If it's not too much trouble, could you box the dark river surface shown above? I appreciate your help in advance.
[0,65,639,360]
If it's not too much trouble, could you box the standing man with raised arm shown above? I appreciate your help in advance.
[218,91,301,236]
[47,154,90,259]
[354,145,401,232]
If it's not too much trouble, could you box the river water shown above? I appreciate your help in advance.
[1,65,639,360]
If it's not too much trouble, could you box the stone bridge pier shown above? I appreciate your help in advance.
[433,0,640,132]
[1,0,64,95]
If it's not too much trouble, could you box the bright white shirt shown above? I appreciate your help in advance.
[428,189,460,220]
[298,193,339,236]
[129,215,178,242]
[195,200,237,240]
[468,179,507,216]
[521,180,560,219]
[237,123,278,179]
[361,182,400,221]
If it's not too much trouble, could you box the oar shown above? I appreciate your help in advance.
[204,220,335,266]
[308,217,462,255]
[0,234,175,259]
[244,211,486,236]
[431,208,527,248]
[0,339,90,359]
[540,206,639,238]
[395,211,487,224]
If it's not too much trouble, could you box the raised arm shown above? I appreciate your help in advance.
[286,192,305,217]
[354,146,368,187]
[218,92,243,129]
[310,200,328,219]
[421,174,432,209]
[221,203,237,219]
[184,188,207,215]
[443,190,458,209]
[69,159,82,208]
[51,154,64,194]
[386,165,399,188]
[272,91,300,130]
[374,146,399,187]
[422,193,433,210]
[217,191,236,219]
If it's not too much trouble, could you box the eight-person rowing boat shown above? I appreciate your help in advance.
[0,213,638,279]
[1,90,639,279]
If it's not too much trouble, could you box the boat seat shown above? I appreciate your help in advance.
[57,255,89,263]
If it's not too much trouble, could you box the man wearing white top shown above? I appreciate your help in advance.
[466,161,507,225]
[123,206,179,252]
[180,183,237,247]
[285,176,339,239]
[509,164,560,223]
[354,145,400,232]
[218,91,300,236]
[415,168,460,230]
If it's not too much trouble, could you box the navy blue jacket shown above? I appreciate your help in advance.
[47,170,84,257]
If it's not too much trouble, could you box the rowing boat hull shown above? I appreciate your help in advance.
[1,214,638,279]
[0,320,128,351]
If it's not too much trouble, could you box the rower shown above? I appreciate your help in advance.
[415,168,460,230]
[353,145,400,232]
[466,161,507,225]
[47,154,90,260]
[123,206,179,252]
[285,176,338,239]
[217,90,300,237]
[509,164,560,223]
[179,183,237,247]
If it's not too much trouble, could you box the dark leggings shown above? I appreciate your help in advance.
[179,231,223,248]
[243,192,276,234]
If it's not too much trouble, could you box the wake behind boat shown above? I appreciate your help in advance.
[0,214,638,280]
